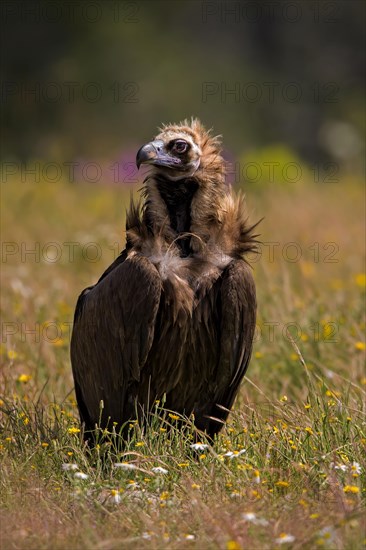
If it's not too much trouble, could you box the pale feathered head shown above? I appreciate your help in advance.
[136,118,225,183]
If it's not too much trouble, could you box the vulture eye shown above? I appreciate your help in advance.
[172,140,189,154]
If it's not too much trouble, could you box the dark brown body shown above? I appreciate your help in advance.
[71,119,258,439]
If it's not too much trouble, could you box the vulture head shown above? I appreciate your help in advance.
[136,118,224,183]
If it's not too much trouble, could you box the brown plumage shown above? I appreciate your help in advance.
[71,119,259,440]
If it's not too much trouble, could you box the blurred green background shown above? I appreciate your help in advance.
[1,0,365,177]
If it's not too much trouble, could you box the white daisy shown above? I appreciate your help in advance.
[190,443,209,451]
[152,467,168,474]
[110,489,121,504]
[223,449,246,459]
[62,463,78,471]
[74,471,88,479]
[243,512,269,526]
[114,462,137,470]
[351,461,361,475]
[275,533,295,544]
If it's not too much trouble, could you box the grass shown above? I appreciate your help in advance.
[1,173,365,549]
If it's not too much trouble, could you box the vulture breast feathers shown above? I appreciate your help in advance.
[71,119,258,440]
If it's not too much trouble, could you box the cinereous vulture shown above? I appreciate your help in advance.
[71,119,258,440]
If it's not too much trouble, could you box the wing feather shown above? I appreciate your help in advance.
[70,254,162,432]
[194,260,256,436]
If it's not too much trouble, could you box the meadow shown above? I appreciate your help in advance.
[1,171,365,549]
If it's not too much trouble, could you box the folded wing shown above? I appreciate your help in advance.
[70,254,162,434]
[193,260,256,437]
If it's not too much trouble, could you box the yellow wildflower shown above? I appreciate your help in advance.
[226,541,242,550]
[68,427,80,434]
[7,350,18,360]
[355,273,366,288]
[322,324,334,339]
[275,481,289,488]
[54,338,66,347]
[17,374,31,383]
[343,485,359,494]
[355,341,366,351]
[168,413,180,420]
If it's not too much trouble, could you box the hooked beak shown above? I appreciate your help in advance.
[136,140,182,169]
